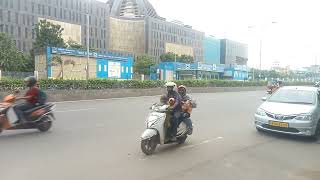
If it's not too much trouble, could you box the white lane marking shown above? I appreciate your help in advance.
[181,136,224,150]
[55,108,97,113]
[53,95,161,104]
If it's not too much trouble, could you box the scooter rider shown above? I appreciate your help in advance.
[165,82,181,141]
[178,85,195,135]
[14,76,40,124]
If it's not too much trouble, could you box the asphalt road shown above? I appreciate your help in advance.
[1,91,320,180]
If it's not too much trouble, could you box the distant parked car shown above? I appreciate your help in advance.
[255,86,320,138]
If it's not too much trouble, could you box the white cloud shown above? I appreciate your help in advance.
[98,0,320,69]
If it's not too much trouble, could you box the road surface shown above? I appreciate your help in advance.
[1,91,319,180]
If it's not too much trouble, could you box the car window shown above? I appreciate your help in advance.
[268,89,316,105]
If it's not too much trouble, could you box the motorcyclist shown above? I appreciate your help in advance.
[178,85,196,135]
[13,76,40,124]
[165,82,181,141]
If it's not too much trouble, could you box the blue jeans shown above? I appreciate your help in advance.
[179,113,193,129]
[168,111,181,138]
[13,102,34,122]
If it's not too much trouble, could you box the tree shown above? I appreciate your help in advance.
[133,55,155,75]
[160,52,176,62]
[179,55,194,64]
[0,33,33,71]
[33,20,66,50]
[160,52,195,63]
[66,39,98,52]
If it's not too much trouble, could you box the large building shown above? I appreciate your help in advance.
[0,0,110,53]
[204,35,220,64]
[220,39,248,67]
[0,0,204,62]
[107,0,205,62]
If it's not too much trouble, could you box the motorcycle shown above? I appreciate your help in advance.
[140,104,190,155]
[0,94,55,134]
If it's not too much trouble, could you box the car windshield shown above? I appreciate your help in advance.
[268,89,316,104]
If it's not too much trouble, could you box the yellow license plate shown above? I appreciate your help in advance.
[270,121,289,128]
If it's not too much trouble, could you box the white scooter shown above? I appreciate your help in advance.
[140,104,189,155]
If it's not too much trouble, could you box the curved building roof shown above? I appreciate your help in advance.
[107,0,161,19]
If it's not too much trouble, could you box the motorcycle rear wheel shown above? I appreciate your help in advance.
[37,120,52,132]
[141,138,157,155]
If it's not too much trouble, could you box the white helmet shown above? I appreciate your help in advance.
[165,82,177,87]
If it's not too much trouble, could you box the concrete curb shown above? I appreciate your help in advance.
[0,86,265,102]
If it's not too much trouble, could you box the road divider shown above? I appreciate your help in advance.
[0,86,265,102]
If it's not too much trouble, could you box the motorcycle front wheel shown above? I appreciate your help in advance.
[141,138,157,155]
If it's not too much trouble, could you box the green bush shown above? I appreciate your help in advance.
[0,79,313,91]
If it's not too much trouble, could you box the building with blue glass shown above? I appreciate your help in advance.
[204,36,221,65]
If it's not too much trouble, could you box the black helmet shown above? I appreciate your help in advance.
[24,76,37,87]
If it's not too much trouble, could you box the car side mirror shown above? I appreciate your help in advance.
[262,97,267,101]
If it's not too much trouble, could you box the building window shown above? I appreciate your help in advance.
[32,3,34,13]
[17,0,21,10]
[48,6,51,16]
[5,25,8,33]
[25,28,28,38]
[11,25,14,35]
[18,27,21,37]
[17,40,21,51]
[8,11,11,22]
[10,0,13,8]
[31,15,35,25]
[0,25,3,32]
[0,9,2,21]
[32,29,35,39]
[60,8,62,18]
[38,4,41,14]
[54,8,57,17]
[64,10,66,19]
[27,15,30,26]
[22,14,25,25]
[23,41,26,51]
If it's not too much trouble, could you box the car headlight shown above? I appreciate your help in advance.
[295,114,312,121]
[255,108,267,116]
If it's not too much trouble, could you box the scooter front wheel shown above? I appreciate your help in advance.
[141,138,157,155]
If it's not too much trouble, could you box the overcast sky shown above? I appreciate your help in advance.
[98,0,320,69]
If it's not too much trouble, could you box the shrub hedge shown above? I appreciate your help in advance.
[0,79,313,91]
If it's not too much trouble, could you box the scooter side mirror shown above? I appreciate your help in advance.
[262,97,267,101]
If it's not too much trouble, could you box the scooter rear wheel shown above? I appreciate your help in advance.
[177,135,187,144]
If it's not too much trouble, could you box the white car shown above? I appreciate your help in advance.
[255,86,320,137]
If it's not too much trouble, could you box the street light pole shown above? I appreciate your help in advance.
[86,13,90,80]
[259,39,262,80]
[248,22,277,81]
